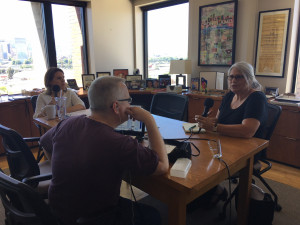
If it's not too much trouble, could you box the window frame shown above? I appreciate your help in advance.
[20,0,89,73]
[141,0,189,78]
[292,20,300,93]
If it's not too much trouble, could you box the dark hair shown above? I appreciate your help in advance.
[44,67,64,95]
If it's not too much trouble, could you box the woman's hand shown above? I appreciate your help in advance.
[195,115,218,132]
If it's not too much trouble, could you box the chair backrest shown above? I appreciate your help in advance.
[150,92,189,121]
[0,124,40,182]
[0,172,59,225]
[262,103,282,141]
[31,95,38,112]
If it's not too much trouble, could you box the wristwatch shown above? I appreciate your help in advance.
[213,124,218,132]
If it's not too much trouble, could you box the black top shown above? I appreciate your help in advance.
[218,91,268,139]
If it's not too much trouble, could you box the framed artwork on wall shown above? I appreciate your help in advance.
[96,72,111,78]
[198,1,238,66]
[113,69,128,79]
[254,9,291,77]
[82,74,95,90]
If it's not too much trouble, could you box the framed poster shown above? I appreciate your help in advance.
[82,74,95,90]
[96,72,110,78]
[198,1,238,66]
[113,69,128,79]
[255,9,290,77]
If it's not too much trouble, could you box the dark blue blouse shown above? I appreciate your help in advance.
[218,91,268,139]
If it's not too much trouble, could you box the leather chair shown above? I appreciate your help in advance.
[0,171,116,225]
[0,171,59,225]
[150,92,188,121]
[0,123,51,198]
[31,95,45,162]
[220,103,282,218]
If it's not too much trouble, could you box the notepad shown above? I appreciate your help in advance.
[182,123,200,133]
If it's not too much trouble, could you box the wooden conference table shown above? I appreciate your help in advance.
[34,110,268,225]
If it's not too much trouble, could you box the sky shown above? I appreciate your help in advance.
[148,3,189,58]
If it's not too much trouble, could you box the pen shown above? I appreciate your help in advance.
[189,125,196,131]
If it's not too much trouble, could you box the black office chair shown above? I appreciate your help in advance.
[31,95,45,162]
[0,123,51,198]
[221,103,282,218]
[0,171,112,225]
[150,92,188,121]
[0,171,59,225]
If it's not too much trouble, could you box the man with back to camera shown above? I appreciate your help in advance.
[40,76,169,225]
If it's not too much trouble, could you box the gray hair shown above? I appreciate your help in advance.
[228,61,262,91]
[88,76,125,112]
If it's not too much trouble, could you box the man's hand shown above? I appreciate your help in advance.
[126,106,152,124]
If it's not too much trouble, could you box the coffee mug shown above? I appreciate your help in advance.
[44,105,56,120]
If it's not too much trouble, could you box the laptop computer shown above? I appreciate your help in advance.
[115,118,145,142]
[114,105,145,142]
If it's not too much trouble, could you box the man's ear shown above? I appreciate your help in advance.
[112,102,119,114]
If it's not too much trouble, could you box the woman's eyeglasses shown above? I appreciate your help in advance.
[227,75,244,81]
[117,98,132,104]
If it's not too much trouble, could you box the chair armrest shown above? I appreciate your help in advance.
[257,159,272,175]
[22,173,52,185]
[23,137,40,142]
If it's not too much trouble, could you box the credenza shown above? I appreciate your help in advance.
[267,104,300,167]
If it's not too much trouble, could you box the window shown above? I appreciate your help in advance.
[0,0,87,96]
[52,4,87,87]
[142,0,189,82]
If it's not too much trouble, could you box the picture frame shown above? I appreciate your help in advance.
[265,86,279,97]
[96,72,110,78]
[254,9,291,77]
[82,74,95,90]
[67,79,79,90]
[113,69,128,79]
[146,79,154,89]
[198,1,238,66]
[126,75,142,81]
[191,78,200,91]
[158,75,171,88]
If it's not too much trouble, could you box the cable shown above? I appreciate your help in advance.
[128,172,136,225]
[219,158,232,225]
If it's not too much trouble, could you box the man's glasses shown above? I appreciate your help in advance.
[227,75,244,81]
[117,97,132,104]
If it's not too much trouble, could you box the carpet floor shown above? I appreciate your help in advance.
[138,178,300,225]
[0,178,299,225]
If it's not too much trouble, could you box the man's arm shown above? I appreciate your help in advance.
[128,107,169,175]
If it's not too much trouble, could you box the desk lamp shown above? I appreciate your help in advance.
[169,59,192,89]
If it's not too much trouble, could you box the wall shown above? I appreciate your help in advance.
[88,0,134,75]
[189,0,296,93]
[87,0,297,94]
